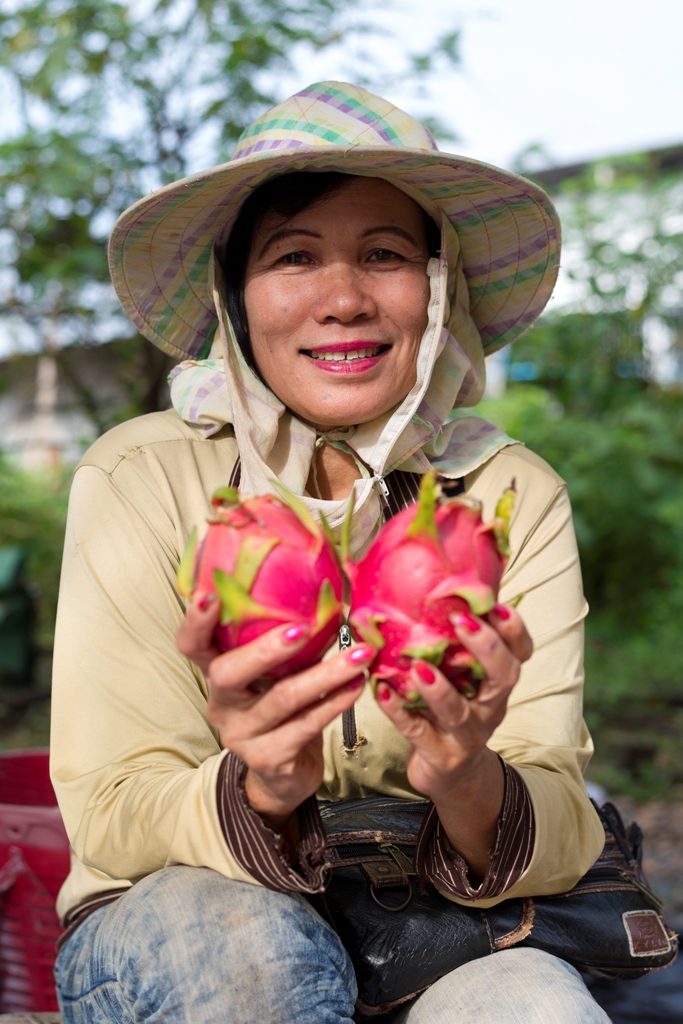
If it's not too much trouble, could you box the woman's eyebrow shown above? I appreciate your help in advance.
[258,228,321,259]
[361,225,418,246]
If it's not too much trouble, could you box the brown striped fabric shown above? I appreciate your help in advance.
[414,759,535,900]
[228,458,241,489]
[57,887,131,950]
[384,470,464,516]
[223,461,462,513]
[216,752,328,893]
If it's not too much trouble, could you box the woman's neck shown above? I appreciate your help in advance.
[307,443,362,501]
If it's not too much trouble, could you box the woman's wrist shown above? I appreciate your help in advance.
[415,746,496,806]
[243,767,303,832]
[425,748,504,879]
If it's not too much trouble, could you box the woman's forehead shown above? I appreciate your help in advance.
[251,177,429,242]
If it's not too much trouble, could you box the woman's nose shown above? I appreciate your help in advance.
[313,263,377,323]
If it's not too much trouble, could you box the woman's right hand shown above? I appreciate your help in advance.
[177,596,371,831]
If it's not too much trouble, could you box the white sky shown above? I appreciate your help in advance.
[293,0,683,171]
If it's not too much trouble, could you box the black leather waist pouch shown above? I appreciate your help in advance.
[312,797,678,1018]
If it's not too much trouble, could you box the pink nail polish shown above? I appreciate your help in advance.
[347,644,374,665]
[197,593,215,611]
[377,683,391,702]
[493,603,511,621]
[454,613,481,633]
[414,661,436,684]
[347,676,364,690]
[283,624,308,643]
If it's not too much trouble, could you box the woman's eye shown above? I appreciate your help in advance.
[280,251,312,265]
[369,248,401,263]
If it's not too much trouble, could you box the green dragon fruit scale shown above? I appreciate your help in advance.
[177,485,344,680]
[346,472,515,709]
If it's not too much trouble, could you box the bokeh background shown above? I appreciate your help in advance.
[0,2,682,1000]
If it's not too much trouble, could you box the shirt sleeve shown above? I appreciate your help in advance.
[440,451,606,908]
[217,752,327,892]
[414,760,535,900]
[50,460,325,918]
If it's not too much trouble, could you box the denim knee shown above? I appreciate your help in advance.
[395,948,612,1024]
[56,866,358,1024]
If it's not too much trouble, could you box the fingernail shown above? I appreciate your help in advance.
[413,661,436,684]
[197,593,215,611]
[454,613,481,633]
[493,603,511,620]
[347,676,364,690]
[283,624,309,643]
[347,644,374,665]
[377,683,391,702]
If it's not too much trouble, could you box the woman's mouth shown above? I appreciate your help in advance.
[302,344,390,374]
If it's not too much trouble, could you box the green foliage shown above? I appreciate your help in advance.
[0,457,70,648]
[478,308,683,799]
[478,161,683,799]
[0,0,462,432]
[0,0,370,384]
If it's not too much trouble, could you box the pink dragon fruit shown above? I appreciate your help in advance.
[178,485,343,679]
[346,471,515,708]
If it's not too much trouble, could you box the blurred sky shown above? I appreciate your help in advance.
[293,0,683,171]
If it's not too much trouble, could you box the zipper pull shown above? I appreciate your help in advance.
[373,473,390,500]
[339,624,351,651]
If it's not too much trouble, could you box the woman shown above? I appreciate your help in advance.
[51,82,609,1023]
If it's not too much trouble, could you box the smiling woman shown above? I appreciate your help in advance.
[49,82,610,1024]
[220,173,437,432]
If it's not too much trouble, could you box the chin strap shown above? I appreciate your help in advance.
[309,426,372,500]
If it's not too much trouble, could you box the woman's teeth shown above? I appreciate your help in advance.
[308,347,381,362]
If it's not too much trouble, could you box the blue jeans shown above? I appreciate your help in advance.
[55,866,612,1023]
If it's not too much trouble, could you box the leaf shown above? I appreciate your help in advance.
[492,480,516,557]
[401,640,449,665]
[315,578,341,631]
[340,491,354,566]
[403,692,430,712]
[233,535,279,591]
[455,680,478,699]
[177,527,198,598]
[213,568,279,627]
[406,470,439,542]
[318,510,338,555]
[350,612,386,649]
[430,575,496,615]
[270,479,321,542]
[211,486,240,508]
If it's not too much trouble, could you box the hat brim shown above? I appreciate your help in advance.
[108,145,560,361]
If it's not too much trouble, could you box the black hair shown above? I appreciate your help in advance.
[217,171,441,369]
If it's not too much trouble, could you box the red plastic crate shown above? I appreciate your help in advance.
[0,748,70,1013]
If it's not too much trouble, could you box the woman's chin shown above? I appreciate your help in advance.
[296,394,406,431]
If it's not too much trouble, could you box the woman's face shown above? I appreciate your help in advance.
[243,177,432,430]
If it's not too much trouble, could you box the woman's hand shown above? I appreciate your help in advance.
[376,603,533,879]
[177,597,372,831]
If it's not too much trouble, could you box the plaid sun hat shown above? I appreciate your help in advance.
[109,81,560,361]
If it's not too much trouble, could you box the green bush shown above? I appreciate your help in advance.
[0,457,70,650]
[478,312,683,798]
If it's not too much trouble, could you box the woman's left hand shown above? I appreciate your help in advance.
[376,602,533,878]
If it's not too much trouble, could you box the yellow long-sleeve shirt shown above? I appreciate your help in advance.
[50,409,604,921]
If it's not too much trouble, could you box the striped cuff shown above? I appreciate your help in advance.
[58,887,131,951]
[217,752,328,893]
[414,759,535,900]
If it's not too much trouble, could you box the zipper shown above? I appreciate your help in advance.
[340,623,366,754]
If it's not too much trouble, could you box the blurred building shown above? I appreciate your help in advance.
[483,142,683,399]
[0,342,172,469]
